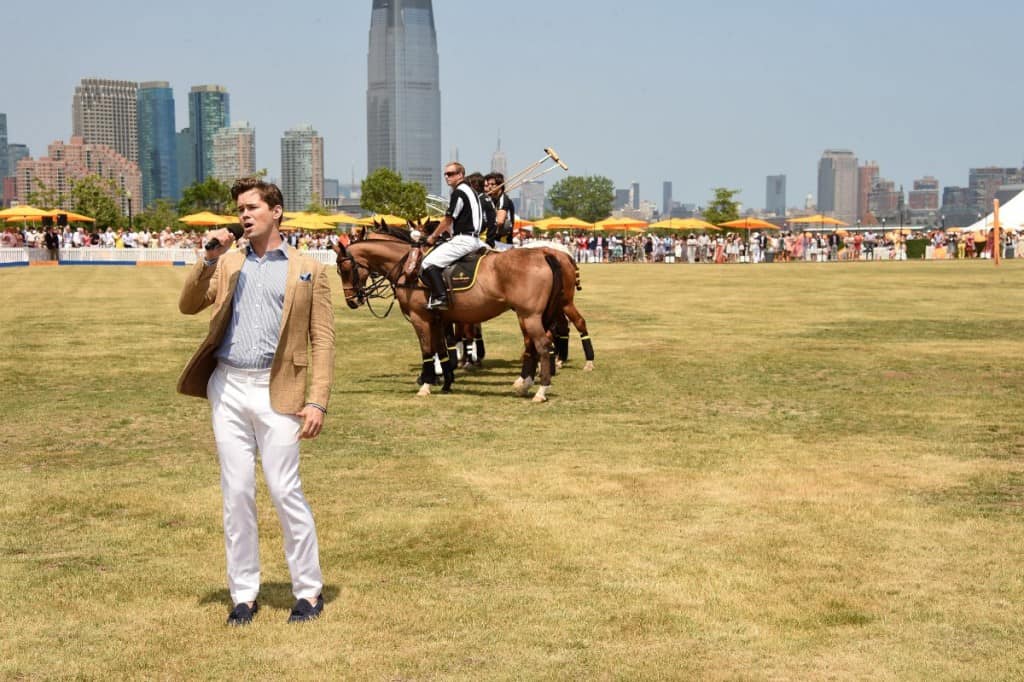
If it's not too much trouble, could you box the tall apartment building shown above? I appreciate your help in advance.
[817,149,858,225]
[367,0,441,195]
[188,85,230,183]
[765,174,785,216]
[662,181,673,218]
[211,121,256,184]
[281,125,324,211]
[72,78,139,164]
[857,162,879,222]
[630,182,640,210]
[15,136,141,216]
[136,82,178,206]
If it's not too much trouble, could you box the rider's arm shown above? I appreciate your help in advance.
[427,216,453,245]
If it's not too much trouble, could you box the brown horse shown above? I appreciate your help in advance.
[334,230,565,401]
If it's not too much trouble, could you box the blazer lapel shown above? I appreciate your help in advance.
[279,252,300,337]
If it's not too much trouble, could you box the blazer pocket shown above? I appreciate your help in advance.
[293,350,309,367]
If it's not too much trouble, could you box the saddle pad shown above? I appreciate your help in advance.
[444,249,491,292]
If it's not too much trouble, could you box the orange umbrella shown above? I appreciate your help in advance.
[718,217,779,230]
[179,211,238,227]
[45,210,95,223]
[593,216,648,232]
[788,214,848,227]
[0,205,52,221]
[649,217,718,231]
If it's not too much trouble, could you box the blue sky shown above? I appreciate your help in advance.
[5,0,1022,210]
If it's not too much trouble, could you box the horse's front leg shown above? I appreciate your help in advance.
[411,314,437,396]
[435,320,455,393]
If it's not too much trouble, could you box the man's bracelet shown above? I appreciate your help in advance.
[305,402,327,414]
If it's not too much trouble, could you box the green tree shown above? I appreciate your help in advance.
[70,175,123,228]
[360,168,427,220]
[548,175,615,224]
[178,177,233,215]
[25,178,62,209]
[702,187,741,225]
[305,195,330,215]
[134,199,179,231]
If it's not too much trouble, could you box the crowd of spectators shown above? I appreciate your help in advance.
[519,229,1019,263]
[3,224,1017,264]
[1,226,341,251]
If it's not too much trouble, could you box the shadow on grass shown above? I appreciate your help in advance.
[198,582,342,609]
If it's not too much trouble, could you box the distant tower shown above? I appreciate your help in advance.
[662,181,673,217]
[630,181,640,210]
[765,174,786,216]
[137,82,179,206]
[491,135,508,176]
[281,125,324,211]
[817,149,858,224]
[72,78,139,163]
[188,85,230,183]
[367,0,441,194]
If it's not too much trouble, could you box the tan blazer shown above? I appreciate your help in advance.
[177,249,335,414]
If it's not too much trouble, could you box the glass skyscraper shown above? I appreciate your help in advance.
[0,113,8,180]
[188,85,230,183]
[137,82,179,206]
[367,0,441,195]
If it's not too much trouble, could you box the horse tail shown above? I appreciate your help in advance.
[542,253,564,332]
[571,257,582,291]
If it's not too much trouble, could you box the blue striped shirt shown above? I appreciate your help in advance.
[215,243,291,370]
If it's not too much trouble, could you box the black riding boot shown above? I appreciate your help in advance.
[423,266,448,310]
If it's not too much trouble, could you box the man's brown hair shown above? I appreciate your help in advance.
[231,177,285,217]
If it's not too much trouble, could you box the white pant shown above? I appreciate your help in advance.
[208,364,322,604]
[422,234,484,269]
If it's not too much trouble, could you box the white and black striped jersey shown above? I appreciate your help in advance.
[447,182,483,236]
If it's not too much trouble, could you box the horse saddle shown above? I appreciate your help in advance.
[417,247,491,293]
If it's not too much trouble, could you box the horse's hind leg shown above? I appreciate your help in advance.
[553,314,569,367]
[564,302,595,371]
[513,324,536,396]
[524,316,553,403]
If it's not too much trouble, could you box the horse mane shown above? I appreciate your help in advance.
[372,224,414,243]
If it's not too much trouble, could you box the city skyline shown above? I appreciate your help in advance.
[3,0,1024,211]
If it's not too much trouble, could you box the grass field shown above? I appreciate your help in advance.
[2,259,1023,680]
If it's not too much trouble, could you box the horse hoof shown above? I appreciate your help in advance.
[417,384,432,397]
[441,386,452,394]
[532,386,549,403]
[555,359,563,370]
[583,361,595,372]
[513,376,533,396]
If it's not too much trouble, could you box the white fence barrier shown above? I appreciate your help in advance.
[0,247,339,266]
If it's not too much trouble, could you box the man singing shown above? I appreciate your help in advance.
[177,177,334,625]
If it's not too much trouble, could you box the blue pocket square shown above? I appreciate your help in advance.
[299,272,312,282]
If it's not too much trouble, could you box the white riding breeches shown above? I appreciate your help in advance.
[421,234,485,269]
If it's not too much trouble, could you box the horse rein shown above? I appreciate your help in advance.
[336,249,405,319]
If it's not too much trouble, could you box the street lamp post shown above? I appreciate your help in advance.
[126,191,133,230]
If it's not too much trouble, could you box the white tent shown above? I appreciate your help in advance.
[966,189,1024,231]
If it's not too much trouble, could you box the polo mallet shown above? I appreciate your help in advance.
[497,147,569,194]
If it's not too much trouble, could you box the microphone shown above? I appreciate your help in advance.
[205,224,244,251]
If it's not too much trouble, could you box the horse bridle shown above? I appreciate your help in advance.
[336,249,400,318]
